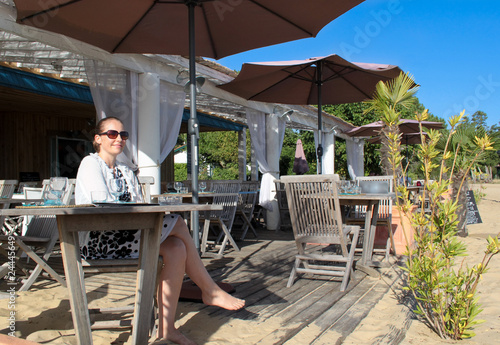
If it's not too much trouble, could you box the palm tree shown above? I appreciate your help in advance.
[364,73,419,177]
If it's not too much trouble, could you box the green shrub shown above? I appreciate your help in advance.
[367,73,499,340]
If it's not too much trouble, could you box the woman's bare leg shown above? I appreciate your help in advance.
[169,218,245,310]
[157,237,196,345]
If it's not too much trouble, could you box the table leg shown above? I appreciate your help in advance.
[366,202,380,264]
[131,213,163,345]
[57,215,93,345]
[361,202,373,266]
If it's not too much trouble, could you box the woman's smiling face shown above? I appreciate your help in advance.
[94,118,126,157]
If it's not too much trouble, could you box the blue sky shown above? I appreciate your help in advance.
[217,0,500,127]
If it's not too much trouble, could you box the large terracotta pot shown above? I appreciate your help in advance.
[373,205,417,255]
[391,205,417,254]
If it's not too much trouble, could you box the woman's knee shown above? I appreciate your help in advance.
[160,236,187,260]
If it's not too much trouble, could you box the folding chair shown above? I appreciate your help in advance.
[0,179,75,291]
[274,180,292,229]
[1,180,20,235]
[234,181,260,240]
[281,174,360,292]
[200,182,241,258]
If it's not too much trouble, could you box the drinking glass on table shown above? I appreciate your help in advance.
[108,178,124,202]
[174,182,183,193]
[48,177,68,205]
[199,181,207,193]
[91,191,107,203]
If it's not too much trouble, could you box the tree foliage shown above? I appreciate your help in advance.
[173,100,498,182]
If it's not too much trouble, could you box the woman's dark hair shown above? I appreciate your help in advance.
[92,117,124,152]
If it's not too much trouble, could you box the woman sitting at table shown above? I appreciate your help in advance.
[75,116,245,345]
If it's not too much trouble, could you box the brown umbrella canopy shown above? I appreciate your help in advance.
[14,0,364,59]
[367,132,429,145]
[13,0,365,241]
[218,53,403,172]
[346,119,444,138]
[218,54,403,104]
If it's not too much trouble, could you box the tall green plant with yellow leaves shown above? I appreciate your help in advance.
[367,73,500,340]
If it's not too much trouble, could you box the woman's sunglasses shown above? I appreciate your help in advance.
[98,130,129,140]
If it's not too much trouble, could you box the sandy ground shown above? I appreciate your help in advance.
[343,181,500,345]
[1,182,499,344]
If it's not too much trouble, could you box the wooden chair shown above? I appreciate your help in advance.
[16,181,39,193]
[233,181,260,240]
[200,182,241,258]
[281,175,360,292]
[137,175,154,203]
[1,180,20,235]
[347,176,396,261]
[0,179,75,291]
[274,180,292,229]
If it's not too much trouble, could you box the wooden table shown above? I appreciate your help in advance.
[338,193,395,267]
[0,198,43,205]
[0,203,222,345]
[406,185,424,199]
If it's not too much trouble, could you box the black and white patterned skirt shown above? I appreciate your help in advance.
[80,214,180,260]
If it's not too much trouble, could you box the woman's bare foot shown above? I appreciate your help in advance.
[202,287,245,310]
[154,329,197,345]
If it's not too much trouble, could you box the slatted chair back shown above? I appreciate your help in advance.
[200,181,241,257]
[0,179,75,291]
[0,179,18,204]
[280,174,359,291]
[23,187,43,199]
[138,175,154,203]
[234,181,260,240]
[17,181,39,193]
[238,181,259,217]
[182,179,214,192]
[349,175,395,259]
[274,180,291,229]
[355,176,393,221]
[210,182,241,226]
[0,180,19,234]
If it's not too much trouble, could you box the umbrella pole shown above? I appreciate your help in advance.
[316,61,323,174]
[187,1,200,251]
[405,136,409,173]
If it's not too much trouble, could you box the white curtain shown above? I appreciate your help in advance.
[346,138,365,179]
[85,61,187,169]
[85,60,139,169]
[246,108,286,210]
[159,81,186,162]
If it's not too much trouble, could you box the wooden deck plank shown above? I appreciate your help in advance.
[283,276,380,344]
[254,273,366,344]
[0,227,400,345]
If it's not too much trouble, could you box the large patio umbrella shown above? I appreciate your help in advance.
[346,119,444,138]
[368,132,429,166]
[13,0,364,246]
[367,132,429,145]
[218,54,403,173]
[347,119,444,168]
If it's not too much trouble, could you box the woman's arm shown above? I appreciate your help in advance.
[75,156,112,204]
